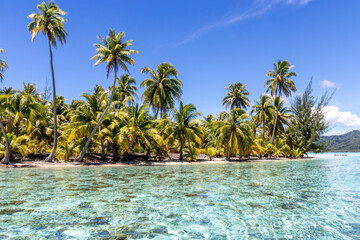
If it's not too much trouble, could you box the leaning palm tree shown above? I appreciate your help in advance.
[265,60,296,144]
[140,62,182,119]
[76,29,138,161]
[223,83,250,110]
[161,102,202,160]
[28,1,67,162]
[0,49,10,164]
[251,94,274,140]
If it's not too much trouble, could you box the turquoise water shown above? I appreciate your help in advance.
[0,154,360,239]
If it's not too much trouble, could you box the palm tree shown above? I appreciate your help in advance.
[265,60,296,144]
[223,83,250,110]
[115,74,137,104]
[77,29,138,161]
[140,62,183,119]
[28,1,67,162]
[0,48,10,164]
[268,96,293,138]
[216,109,253,160]
[251,94,274,140]
[161,102,202,160]
[121,104,158,161]
[67,86,108,158]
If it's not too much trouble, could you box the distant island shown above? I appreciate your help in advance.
[322,130,360,152]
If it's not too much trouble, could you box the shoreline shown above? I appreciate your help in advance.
[0,156,311,169]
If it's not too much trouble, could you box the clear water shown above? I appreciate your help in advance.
[0,154,360,239]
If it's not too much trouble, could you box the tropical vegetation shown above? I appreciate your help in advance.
[0,1,332,164]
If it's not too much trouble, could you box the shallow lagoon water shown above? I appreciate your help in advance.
[0,154,360,239]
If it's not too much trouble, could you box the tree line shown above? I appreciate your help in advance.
[0,2,330,163]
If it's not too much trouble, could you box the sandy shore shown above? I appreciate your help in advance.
[0,156,307,169]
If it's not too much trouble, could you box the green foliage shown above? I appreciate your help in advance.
[140,62,182,118]
[288,80,331,152]
[223,83,250,110]
[321,130,360,152]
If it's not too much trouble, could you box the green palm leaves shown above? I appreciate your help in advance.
[91,29,138,77]
[265,60,297,97]
[0,49,8,82]
[251,94,274,140]
[216,109,253,159]
[265,60,297,144]
[223,83,250,110]
[140,62,183,118]
[77,29,138,161]
[161,102,202,160]
[27,1,68,162]
[27,1,67,46]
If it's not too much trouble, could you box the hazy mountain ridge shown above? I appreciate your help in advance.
[322,130,360,152]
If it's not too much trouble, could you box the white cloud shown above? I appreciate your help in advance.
[321,80,337,88]
[179,0,313,44]
[285,0,313,5]
[324,106,360,127]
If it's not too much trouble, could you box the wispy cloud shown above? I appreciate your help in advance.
[179,0,313,45]
[324,106,360,127]
[321,80,337,88]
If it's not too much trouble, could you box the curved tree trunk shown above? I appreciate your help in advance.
[77,66,118,162]
[0,118,10,164]
[45,39,58,162]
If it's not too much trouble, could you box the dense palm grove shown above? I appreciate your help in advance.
[0,2,329,163]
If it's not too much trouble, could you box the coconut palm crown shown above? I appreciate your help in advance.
[140,62,183,118]
[27,1,67,162]
[76,29,138,161]
[265,60,296,144]
[223,83,250,110]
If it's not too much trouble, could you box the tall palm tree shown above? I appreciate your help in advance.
[251,94,274,140]
[161,102,202,160]
[216,109,253,160]
[140,62,183,119]
[77,29,138,161]
[223,83,250,110]
[0,48,10,164]
[28,1,67,161]
[265,60,296,144]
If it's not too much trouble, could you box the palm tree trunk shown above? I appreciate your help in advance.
[270,109,278,144]
[112,142,118,161]
[77,66,118,162]
[145,147,150,161]
[179,141,183,160]
[154,108,159,119]
[101,140,105,159]
[262,116,265,140]
[45,39,58,162]
[0,118,10,164]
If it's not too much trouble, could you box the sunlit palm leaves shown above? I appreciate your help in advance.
[216,109,253,159]
[161,102,202,160]
[141,62,183,118]
[223,83,250,110]
[77,29,138,161]
[27,1,68,161]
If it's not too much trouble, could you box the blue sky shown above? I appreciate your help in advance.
[1,0,360,135]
